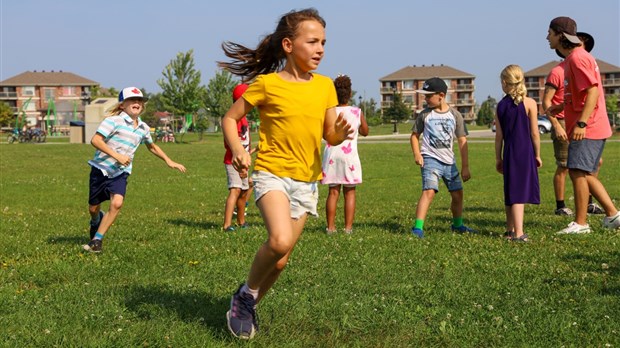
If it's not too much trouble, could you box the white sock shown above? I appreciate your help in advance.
[241,283,259,300]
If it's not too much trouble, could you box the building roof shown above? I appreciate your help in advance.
[0,70,99,87]
[525,59,620,77]
[379,64,474,81]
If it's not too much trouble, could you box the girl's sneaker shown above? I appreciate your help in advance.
[603,211,620,230]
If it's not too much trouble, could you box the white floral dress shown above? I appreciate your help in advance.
[321,106,363,186]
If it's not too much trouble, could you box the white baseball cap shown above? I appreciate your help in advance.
[118,87,148,102]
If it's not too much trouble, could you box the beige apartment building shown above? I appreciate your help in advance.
[524,59,620,115]
[0,70,99,128]
[379,64,476,122]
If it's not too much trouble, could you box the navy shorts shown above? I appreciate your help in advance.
[88,166,128,205]
[567,139,605,174]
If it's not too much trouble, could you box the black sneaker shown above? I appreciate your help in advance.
[89,211,105,240]
[587,203,604,215]
[83,239,102,253]
[226,284,257,339]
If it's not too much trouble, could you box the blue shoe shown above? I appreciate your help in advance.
[224,226,236,232]
[226,284,258,339]
[451,224,476,234]
[89,211,105,240]
[239,223,248,229]
[411,227,424,238]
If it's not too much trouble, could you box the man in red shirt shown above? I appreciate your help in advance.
[546,16,619,234]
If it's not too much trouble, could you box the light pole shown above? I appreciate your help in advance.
[358,95,363,115]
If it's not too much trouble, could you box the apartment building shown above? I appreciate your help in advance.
[379,64,476,121]
[0,70,99,128]
[524,59,620,115]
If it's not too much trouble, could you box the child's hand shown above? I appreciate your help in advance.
[115,154,131,167]
[233,151,252,178]
[495,159,503,174]
[414,153,424,167]
[168,161,186,173]
[535,157,542,168]
[461,167,471,182]
[335,112,354,142]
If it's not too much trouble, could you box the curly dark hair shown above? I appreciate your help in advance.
[218,8,326,82]
[334,75,352,105]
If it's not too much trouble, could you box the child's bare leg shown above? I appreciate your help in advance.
[415,189,436,221]
[88,204,102,219]
[224,188,241,228]
[449,189,464,218]
[343,186,356,230]
[97,193,124,236]
[325,185,340,231]
[510,203,525,237]
[236,189,249,225]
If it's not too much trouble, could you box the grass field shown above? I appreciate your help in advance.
[1,136,619,347]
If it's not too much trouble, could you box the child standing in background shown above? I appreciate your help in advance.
[321,74,369,234]
[84,87,186,253]
[222,83,254,231]
[218,8,353,339]
[495,65,541,242]
[410,77,473,238]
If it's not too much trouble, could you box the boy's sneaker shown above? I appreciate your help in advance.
[554,207,573,216]
[587,203,605,214]
[224,226,235,232]
[411,227,424,238]
[602,211,620,230]
[226,284,257,339]
[556,221,591,235]
[89,211,105,240]
[83,239,103,253]
[451,224,476,234]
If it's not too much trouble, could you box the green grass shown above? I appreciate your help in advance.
[1,138,619,347]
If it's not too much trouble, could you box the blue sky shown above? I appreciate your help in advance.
[1,0,619,105]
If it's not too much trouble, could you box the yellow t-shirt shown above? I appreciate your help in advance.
[243,72,337,182]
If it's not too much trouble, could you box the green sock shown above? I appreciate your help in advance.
[414,219,425,230]
[452,217,463,227]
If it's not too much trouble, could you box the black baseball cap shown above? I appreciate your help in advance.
[414,77,448,94]
[556,32,595,58]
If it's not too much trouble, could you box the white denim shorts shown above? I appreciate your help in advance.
[251,170,319,219]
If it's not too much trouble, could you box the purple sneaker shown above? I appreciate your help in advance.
[226,284,257,339]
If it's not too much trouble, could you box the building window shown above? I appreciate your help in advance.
[22,86,35,96]
[62,86,76,96]
[44,88,55,100]
[403,95,413,103]
[25,101,37,111]
[403,80,414,90]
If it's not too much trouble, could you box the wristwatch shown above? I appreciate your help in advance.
[576,121,587,128]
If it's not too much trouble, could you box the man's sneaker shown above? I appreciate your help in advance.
[587,203,605,214]
[226,284,257,339]
[83,239,103,253]
[602,211,620,230]
[89,211,105,240]
[451,224,477,234]
[411,227,424,238]
[556,222,591,235]
[554,207,574,216]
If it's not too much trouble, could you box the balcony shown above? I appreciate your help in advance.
[380,87,397,94]
[456,98,475,105]
[525,82,541,89]
[0,91,18,98]
[456,84,474,91]
[603,77,620,86]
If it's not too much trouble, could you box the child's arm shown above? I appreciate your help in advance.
[223,98,254,177]
[542,85,567,141]
[494,114,504,174]
[457,136,470,182]
[323,107,353,146]
[409,132,423,167]
[525,97,542,168]
[91,133,131,167]
[358,110,369,137]
[145,143,186,173]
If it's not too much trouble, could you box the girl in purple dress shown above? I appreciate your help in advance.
[494,65,542,242]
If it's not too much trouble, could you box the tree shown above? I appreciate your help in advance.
[157,49,206,124]
[203,69,238,132]
[357,97,381,126]
[383,92,410,124]
[477,95,497,127]
[0,101,15,127]
[605,94,618,128]
[141,91,164,127]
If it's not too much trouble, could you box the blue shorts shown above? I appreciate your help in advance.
[420,156,463,192]
[88,166,128,205]
[567,139,605,174]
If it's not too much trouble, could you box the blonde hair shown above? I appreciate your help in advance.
[500,64,527,105]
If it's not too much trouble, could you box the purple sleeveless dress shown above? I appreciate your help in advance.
[497,95,540,205]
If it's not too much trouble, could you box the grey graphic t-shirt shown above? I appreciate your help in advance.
[412,107,467,164]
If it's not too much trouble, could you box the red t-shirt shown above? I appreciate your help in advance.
[545,61,565,119]
[223,116,250,164]
[563,47,612,139]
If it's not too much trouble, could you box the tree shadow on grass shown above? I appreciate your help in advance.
[124,284,231,338]
[166,218,220,230]
[556,250,620,297]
